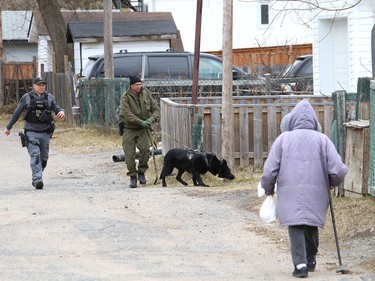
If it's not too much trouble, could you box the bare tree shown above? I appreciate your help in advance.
[36,0,70,73]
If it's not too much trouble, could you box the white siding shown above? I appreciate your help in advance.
[145,0,314,52]
[348,1,374,92]
[37,36,53,76]
[314,0,375,95]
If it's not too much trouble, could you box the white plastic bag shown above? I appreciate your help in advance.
[259,195,277,223]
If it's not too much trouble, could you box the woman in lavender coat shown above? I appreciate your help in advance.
[261,99,348,278]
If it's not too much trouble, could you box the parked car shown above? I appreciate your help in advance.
[82,50,252,80]
[281,54,313,93]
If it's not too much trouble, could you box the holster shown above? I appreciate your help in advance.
[118,121,124,136]
[48,122,55,139]
[19,132,28,147]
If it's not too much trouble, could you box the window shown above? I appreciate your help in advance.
[199,57,223,79]
[148,56,189,79]
[261,4,269,25]
[114,55,142,77]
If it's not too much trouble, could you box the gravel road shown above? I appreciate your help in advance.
[1,129,374,281]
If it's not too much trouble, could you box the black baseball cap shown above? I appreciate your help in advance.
[34,77,47,84]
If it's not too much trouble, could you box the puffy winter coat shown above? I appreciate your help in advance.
[261,99,348,228]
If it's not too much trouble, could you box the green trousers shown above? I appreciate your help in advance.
[122,128,150,177]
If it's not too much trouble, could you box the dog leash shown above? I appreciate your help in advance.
[146,129,159,184]
[159,130,194,150]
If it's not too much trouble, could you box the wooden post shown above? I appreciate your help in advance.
[103,0,115,126]
[356,77,371,120]
[104,0,114,79]
[335,90,347,196]
[221,0,234,167]
[192,0,203,105]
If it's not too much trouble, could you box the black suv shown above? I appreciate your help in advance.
[281,55,313,93]
[82,50,251,80]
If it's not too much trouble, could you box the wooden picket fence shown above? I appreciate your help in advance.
[160,95,334,167]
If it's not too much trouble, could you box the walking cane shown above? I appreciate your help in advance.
[147,129,159,184]
[328,190,348,274]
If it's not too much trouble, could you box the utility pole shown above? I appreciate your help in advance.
[221,0,234,167]
[103,0,115,126]
[191,0,203,105]
[104,0,114,78]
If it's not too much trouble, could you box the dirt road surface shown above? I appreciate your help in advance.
[1,130,374,281]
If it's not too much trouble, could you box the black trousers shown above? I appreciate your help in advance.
[288,225,319,266]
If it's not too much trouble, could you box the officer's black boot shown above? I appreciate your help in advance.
[138,172,146,184]
[129,176,137,188]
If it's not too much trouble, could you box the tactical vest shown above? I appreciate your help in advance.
[24,92,53,123]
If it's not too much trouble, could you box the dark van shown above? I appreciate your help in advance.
[82,50,251,80]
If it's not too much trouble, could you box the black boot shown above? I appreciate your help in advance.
[138,172,146,184]
[293,266,308,278]
[129,176,137,188]
[42,160,47,171]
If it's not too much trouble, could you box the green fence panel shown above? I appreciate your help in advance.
[368,80,375,197]
[78,78,129,126]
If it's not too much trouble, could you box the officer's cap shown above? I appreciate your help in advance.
[34,77,47,85]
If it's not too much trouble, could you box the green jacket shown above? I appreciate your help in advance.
[119,87,160,129]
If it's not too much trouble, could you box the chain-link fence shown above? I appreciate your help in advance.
[76,76,314,127]
[77,78,129,126]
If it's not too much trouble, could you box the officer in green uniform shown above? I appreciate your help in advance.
[119,76,160,188]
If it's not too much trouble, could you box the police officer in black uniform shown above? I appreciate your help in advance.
[4,77,65,189]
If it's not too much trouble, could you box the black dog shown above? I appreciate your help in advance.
[159,148,235,187]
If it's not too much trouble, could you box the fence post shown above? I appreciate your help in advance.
[356,77,371,120]
[333,90,347,196]
[193,113,204,151]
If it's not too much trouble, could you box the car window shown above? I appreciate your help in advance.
[298,61,313,76]
[82,59,96,77]
[148,56,189,79]
[114,55,142,77]
[199,57,223,79]
[283,56,312,77]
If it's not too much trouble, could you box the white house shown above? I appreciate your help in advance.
[312,0,375,95]
[144,0,314,52]
[145,0,374,95]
